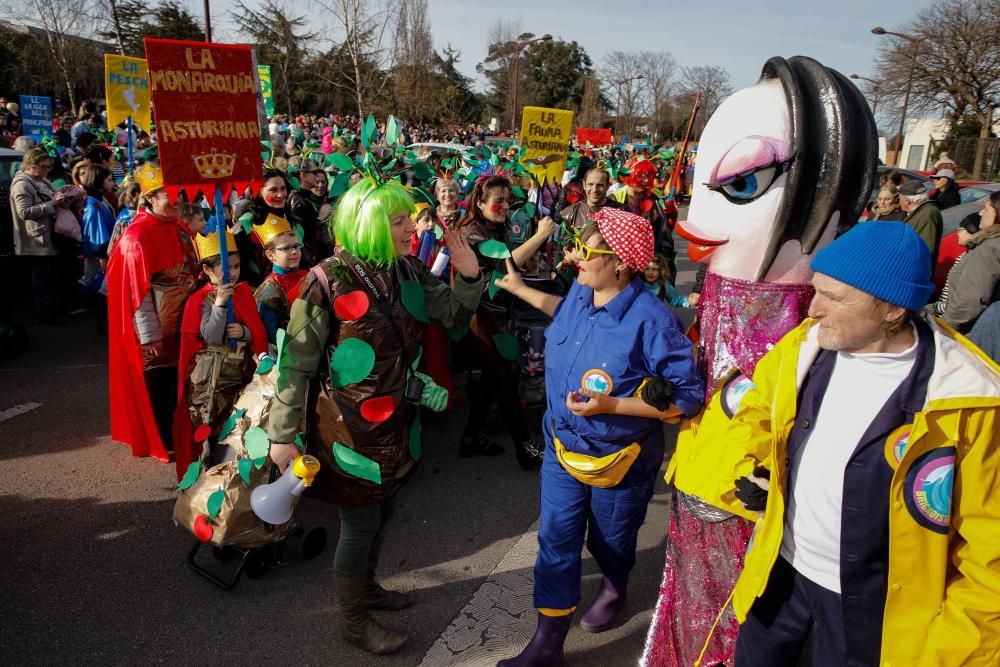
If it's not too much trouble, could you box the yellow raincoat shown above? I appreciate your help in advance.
[671,316,1000,666]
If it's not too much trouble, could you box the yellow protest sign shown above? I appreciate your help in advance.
[519,106,574,184]
[105,54,151,133]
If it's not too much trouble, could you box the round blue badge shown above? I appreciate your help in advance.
[903,447,955,534]
[721,372,755,419]
[581,369,613,395]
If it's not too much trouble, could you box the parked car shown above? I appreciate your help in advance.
[957,182,1000,205]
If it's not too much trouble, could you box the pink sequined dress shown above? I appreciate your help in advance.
[642,271,814,667]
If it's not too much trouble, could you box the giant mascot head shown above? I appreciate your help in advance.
[678,56,877,283]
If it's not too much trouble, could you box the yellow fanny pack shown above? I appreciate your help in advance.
[553,436,641,488]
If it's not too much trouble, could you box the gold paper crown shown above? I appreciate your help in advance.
[138,163,164,194]
[193,229,238,262]
[252,213,294,248]
[192,150,237,179]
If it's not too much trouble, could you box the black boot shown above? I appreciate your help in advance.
[366,534,411,610]
[579,576,627,632]
[460,430,505,457]
[497,613,571,667]
[515,437,544,471]
[334,570,408,654]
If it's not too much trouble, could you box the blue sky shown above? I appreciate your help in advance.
[204,0,924,111]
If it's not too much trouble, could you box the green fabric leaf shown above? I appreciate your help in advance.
[400,280,428,323]
[434,225,444,240]
[329,337,376,387]
[295,432,306,450]
[289,176,300,190]
[330,172,351,197]
[409,414,422,461]
[448,324,469,342]
[523,202,536,219]
[207,487,226,518]
[511,185,525,198]
[386,116,399,147]
[294,223,305,243]
[238,457,253,486]
[218,408,247,440]
[245,426,271,469]
[478,239,511,259]
[488,269,504,300]
[177,461,201,490]
[361,114,377,149]
[333,442,382,484]
[238,212,254,234]
[329,152,355,172]
[255,356,275,375]
[492,333,519,361]
[413,162,433,181]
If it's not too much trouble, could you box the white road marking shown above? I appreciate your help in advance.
[0,402,42,423]
[420,519,540,666]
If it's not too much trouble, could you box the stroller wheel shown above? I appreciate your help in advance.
[301,527,328,561]
[244,548,272,579]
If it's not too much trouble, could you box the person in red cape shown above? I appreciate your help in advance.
[172,227,267,479]
[106,163,199,462]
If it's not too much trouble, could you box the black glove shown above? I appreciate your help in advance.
[734,465,771,512]
[640,378,675,411]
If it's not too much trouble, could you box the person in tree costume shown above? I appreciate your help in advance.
[266,176,484,655]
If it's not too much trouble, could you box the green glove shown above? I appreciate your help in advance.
[414,371,448,412]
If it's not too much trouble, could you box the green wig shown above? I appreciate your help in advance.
[333,178,416,266]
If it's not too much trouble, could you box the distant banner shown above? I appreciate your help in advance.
[576,127,612,146]
[105,55,151,133]
[144,38,264,198]
[18,95,51,142]
[519,106,574,184]
[257,65,274,117]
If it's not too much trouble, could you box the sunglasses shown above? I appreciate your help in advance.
[574,237,616,261]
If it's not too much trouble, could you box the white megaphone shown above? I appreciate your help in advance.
[250,455,321,525]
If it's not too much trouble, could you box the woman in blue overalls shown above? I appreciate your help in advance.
[493,208,704,666]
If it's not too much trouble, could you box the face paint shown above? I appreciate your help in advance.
[490,203,504,213]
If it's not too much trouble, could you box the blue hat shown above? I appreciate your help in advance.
[810,222,934,311]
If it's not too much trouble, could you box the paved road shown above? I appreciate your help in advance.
[0,222,699,666]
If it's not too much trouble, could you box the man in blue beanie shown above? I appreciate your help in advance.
[692,222,1000,666]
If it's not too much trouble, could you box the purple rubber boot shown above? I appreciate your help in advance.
[496,613,571,667]
[579,577,627,633]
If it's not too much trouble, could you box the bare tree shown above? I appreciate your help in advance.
[9,0,96,112]
[640,51,677,141]
[311,0,397,118]
[872,0,1000,178]
[393,0,435,122]
[475,17,521,129]
[677,65,734,137]
[577,71,605,128]
[602,51,650,138]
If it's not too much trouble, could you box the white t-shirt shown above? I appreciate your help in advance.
[780,329,918,593]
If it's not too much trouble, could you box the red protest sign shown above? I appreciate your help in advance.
[576,128,613,146]
[144,38,263,199]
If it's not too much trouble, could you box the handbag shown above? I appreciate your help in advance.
[53,208,81,241]
[187,341,252,429]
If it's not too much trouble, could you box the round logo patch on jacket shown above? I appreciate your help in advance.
[883,425,912,469]
[721,372,755,419]
[903,447,955,535]
[581,369,613,395]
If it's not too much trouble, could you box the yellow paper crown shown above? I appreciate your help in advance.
[410,202,430,221]
[138,163,164,194]
[252,213,294,248]
[193,229,238,262]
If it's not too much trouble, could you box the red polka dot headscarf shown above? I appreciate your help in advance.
[588,207,654,272]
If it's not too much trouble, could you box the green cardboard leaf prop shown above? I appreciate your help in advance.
[177,461,201,490]
[238,457,253,486]
[329,338,376,387]
[332,442,382,484]
[477,239,511,259]
[329,152,355,172]
[245,426,271,469]
[400,280,429,323]
[207,487,225,519]
[255,356,275,375]
[218,408,247,440]
[488,270,504,300]
[492,333,518,361]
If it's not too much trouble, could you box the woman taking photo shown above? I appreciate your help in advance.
[452,174,556,469]
[266,178,484,655]
[10,147,72,323]
[492,207,703,666]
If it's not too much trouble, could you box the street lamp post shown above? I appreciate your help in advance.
[204,0,212,42]
[613,75,644,139]
[872,27,920,167]
[850,74,880,116]
[509,34,553,134]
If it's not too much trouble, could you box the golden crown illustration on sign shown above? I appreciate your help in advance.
[193,228,238,262]
[192,150,237,179]
[252,213,294,248]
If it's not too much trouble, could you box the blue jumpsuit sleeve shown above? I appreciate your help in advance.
[644,324,703,417]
